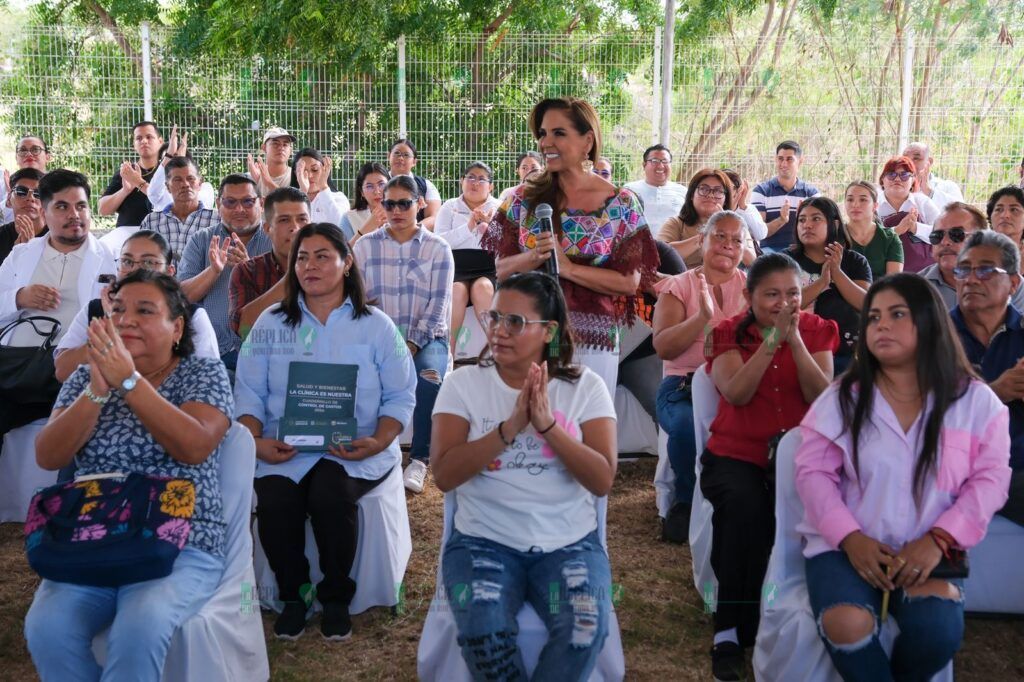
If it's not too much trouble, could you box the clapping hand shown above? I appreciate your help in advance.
[779,199,791,224]
[294,157,311,193]
[166,125,189,159]
[246,154,278,196]
[824,242,843,276]
[14,215,36,244]
[86,316,135,389]
[772,299,801,345]
[527,362,556,434]
[697,272,715,320]
[471,206,495,234]
[120,161,145,191]
[895,208,920,236]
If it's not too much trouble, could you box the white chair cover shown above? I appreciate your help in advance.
[614,385,658,456]
[753,429,952,682]
[416,492,625,682]
[93,422,270,681]
[689,366,718,601]
[251,462,412,615]
[963,514,1024,615]
[97,225,140,256]
[654,427,673,517]
[0,419,56,522]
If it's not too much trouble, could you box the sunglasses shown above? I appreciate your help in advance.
[12,186,41,200]
[884,171,914,182]
[221,197,258,209]
[952,265,1010,281]
[927,227,967,245]
[480,310,550,336]
[382,198,415,211]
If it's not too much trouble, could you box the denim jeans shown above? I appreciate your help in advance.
[25,547,225,682]
[806,550,964,682]
[442,529,612,682]
[656,375,697,505]
[410,338,449,462]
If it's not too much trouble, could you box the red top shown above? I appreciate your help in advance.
[705,311,839,468]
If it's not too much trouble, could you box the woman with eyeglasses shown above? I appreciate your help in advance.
[292,148,351,227]
[659,169,747,269]
[878,156,940,273]
[484,97,659,394]
[789,197,872,374]
[430,271,617,681]
[340,162,391,244]
[498,152,544,203]
[435,161,503,355]
[844,181,904,280]
[354,175,454,494]
[54,230,220,382]
[388,139,441,230]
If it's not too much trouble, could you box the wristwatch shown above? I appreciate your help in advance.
[117,371,142,396]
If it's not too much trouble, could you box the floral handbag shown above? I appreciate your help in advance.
[24,473,195,587]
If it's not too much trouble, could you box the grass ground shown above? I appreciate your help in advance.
[1,458,1022,680]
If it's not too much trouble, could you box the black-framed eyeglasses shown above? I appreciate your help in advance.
[382,198,415,211]
[480,310,550,336]
[884,171,914,182]
[927,227,967,245]
[12,186,41,200]
[696,185,726,199]
[16,146,46,158]
[645,158,671,166]
[117,257,166,271]
[952,264,1010,281]
[220,197,258,209]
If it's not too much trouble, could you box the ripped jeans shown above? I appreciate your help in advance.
[442,529,612,682]
[806,550,964,682]
[410,338,449,463]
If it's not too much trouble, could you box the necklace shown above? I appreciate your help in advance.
[142,356,180,387]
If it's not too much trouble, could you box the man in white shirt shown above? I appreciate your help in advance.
[0,170,116,346]
[902,142,964,210]
[624,144,688,235]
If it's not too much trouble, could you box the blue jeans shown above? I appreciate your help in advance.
[806,550,964,682]
[442,529,612,682]
[656,374,696,505]
[411,338,449,462]
[25,547,225,682]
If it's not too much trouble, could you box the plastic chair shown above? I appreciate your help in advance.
[416,493,626,681]
[753,429,953,681]
[251,463,412,615]
[93,422,270,681]
[689,366,718,602]
[0,419,56,522]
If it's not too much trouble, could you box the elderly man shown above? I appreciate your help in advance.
[920,202,1024,310]
[140,156,217,262]
[0,168,47,266]
[902,142,964,211]
[625,144,688,235]
[951,230,1024,527]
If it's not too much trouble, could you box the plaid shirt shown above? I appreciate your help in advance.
[140,205,217,263]
[353,226,454,348]
[229,251,285,337]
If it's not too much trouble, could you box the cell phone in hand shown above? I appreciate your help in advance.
[97,274,116,285]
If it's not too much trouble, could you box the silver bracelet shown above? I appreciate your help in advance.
[83,385,111,405]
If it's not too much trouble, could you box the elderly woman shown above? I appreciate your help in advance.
[652,210,750,543]
[877,156,940,273]
[484,97,659,394]
[340,162,391,243]
[235,222,417,641]
[26,270,233,681]
[292,147,350,227]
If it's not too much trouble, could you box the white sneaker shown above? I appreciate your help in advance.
[403,459,428,493]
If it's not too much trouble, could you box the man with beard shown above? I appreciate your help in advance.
[179,174,271,371]
[98,121,164,227]
[140,156,217,263]
[0,168,47,266]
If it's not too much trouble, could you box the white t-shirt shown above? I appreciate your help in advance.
[310,190,350,226]
[433,363,616,553]
[624,180,687,235]
[434,195,502,250]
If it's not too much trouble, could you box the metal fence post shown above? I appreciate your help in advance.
[397,35,407,138]
[898,27,914,151]
[141,22,153,121]
[652,26,662,145]
[659,0,676,146]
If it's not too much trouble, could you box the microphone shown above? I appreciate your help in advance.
[534,203,559,279]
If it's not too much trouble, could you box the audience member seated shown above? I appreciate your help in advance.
[26,270,234,681]
[484,97,659,396]
[144,126,216,213]
[229,187,311,340]
[498,151,544,203]
[987,185,1024,251]
[652,210,748,544]
[658,169,734,269]
[625,144,688,237]
[140,156,218,264]
[593,156,613,181]
[722,167,768,259]
[178,174,272,371]
[435,161,502,355]
[235,223,416,641]
[340,162,390,243]
[949,230,1024,529]
[902,142,964,210]
[796,273,1010,682]
[2,135,51,223]
[430,272,617,682]
[789,197,871,374]
[877,156,940,273]
[98,121,164,227]
[0,168,46,266]
[751,140,820,253]
[354,175,454,495]
[844,180,903,280]
[388,138,441,229]
[702,253,836,680]
[55,230,220,381]
[247,127,297,197]
[292,148,350,225]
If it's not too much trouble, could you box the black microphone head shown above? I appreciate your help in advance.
[535,203,554,220]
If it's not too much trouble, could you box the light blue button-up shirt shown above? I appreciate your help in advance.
[234,295,417,482]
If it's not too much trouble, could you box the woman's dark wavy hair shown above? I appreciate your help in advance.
[678,168,734,227]
[735,252,803,350]
[838,273,976,504]
[352,162,391,211]
[110,269,194,357]
[289,147,338,192]
[789,196,851,259]
[478,272,582,382]
[276,223,373,327]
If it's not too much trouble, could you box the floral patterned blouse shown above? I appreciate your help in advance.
[55,355,235,556]
[483,185,659,350]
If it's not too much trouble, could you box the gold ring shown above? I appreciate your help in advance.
[897,556,907,566]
